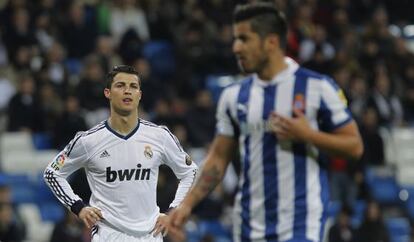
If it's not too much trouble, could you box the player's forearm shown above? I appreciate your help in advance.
[43,168,85,215]
[181,158,228,210]
[306,129,363,160]
[169,168,198,208]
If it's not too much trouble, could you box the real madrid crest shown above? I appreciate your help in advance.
[144,145,153,159]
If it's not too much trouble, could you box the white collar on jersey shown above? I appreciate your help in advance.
[253,56,299,86]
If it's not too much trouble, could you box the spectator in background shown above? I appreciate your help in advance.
[60,1,97,59]
[328,205,355,242]
[367,66,404,128]
[7,73,43,132]
[185,90,216,148]
[41,41,69,95]
[401,62,414,123]
[359,107,385,167]
[2,7,37,64]
[299,24,335,63]
[76,56,108,127]
[94,35,122,74]
[0,185,26,242]
[354,201,390,242]
[38,83,64,133]
[110,0,150,45]
[50,209,86,242]
[53,95,87,150]
[132,57,164,112]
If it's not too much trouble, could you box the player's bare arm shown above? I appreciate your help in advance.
[271,108,363,160]
[78,206,103,229]
[170,135,236,227]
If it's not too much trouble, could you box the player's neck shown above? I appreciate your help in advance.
[108,113,139,135]
[257,53,287,81]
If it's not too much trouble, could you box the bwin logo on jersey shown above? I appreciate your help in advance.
[106,164,150,182]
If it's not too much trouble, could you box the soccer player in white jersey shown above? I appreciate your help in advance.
[170,2,363,242]
[44,65,198,242]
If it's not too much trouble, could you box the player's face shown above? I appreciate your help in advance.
[233,21,269,74]
[104,73,141,116]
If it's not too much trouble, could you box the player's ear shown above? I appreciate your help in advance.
[104,88,111,99]
[138,90,142,101]
[266,34,280,50]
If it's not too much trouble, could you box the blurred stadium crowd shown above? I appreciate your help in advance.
[0,0,414,241]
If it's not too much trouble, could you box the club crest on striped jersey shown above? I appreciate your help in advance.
[144,145,153,159]
[293,94,305,111]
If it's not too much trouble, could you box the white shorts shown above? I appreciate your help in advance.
[91,223,163,242]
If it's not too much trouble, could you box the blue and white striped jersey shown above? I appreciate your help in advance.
[44,119,198,237]
[216,57,352,242]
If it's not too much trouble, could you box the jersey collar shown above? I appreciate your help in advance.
[253,57,299,87]
[105,119,140,140]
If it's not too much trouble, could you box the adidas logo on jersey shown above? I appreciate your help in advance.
[100,150,110,158]
[106,164,150,182]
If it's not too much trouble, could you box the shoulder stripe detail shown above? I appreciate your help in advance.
[65,126,105,156]
[44,170,76,206]
[140,120,184,151]
[161,126,184,152]
[140,120,158,127]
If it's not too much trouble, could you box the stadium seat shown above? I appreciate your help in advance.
[365,166,401,205]
[386,217,411,242]
[11,184,37,204]
[198,220,232,239]
[39,202,65,223]
[326,200,342,218]
[142,41,175,78]
[206,75,239,103]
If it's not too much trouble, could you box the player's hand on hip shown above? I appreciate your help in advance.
[169,204,191,228]
[270,109,312,142]
[151,213,169,237]
[78,206,103,229]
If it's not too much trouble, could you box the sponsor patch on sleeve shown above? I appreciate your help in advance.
[185,155,192,166]
[51,152,67,171]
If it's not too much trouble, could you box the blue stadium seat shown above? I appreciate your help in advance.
[206,75,239,103]
[327,200,342,218]
[351,200,366,226]
[198,220,232,240]
[11,184,37,204]
[142,41,175,78]
[39,202,65,222]
[386,217,411,242]
[32,132,53,150]
[34,174,56,204]
[64,58,82,76]
[365,167,401,205]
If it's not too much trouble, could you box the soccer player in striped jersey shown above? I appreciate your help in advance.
[44,65,198,242]
[170,2,363,242]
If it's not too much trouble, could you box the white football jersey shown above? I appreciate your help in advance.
[44,119,198,237]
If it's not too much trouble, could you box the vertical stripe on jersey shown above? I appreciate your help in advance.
[237,78,253,241]
[292,71,308,239]
[262,85,278,242]
[318,168,329,241]
[307,78,326,241]
[275,79,295,241]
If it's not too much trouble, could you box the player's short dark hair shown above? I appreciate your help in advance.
[233,2,287,49]
[106,65,140,89]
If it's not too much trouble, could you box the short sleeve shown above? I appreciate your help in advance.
[317,78,353,132]
[45,132,89,178]
[216,87,238,137]
[161,127,198,179]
